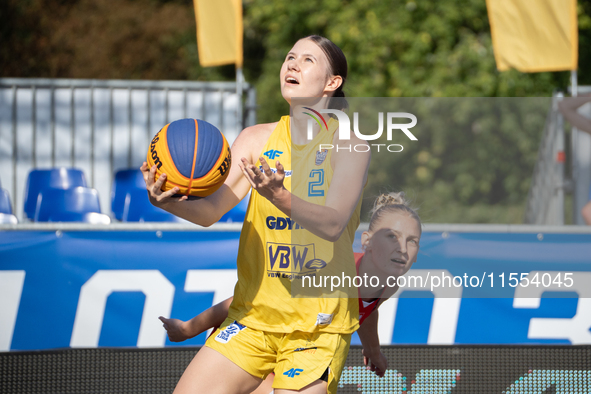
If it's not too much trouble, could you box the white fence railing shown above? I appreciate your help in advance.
[524,89,591,225]
[0,78,256,221]
[523,93,566,225]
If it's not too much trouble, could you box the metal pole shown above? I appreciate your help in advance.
[146,88,151,142]
[247,87,257,127]
[199,88,205,120]
[90,86,95,187]
[50,87,55,167]
[164,88,169,125]
[11,85,17,216]
[570,70,580,224]
[555,93,565,225]
[571,70,578,97]
[236,68,243,131]
[219,88,224,135]
[32,85,37,168]
[128,87,132,168]
[70,86,75,167]
[109,88,114,179]
[183,88,188,119]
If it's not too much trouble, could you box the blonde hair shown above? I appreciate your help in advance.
[368,192,421,233]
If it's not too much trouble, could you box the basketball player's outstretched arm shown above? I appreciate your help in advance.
[159,297,234,342]
[240,136,370,242]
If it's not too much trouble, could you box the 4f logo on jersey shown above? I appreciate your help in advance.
[266,242,327,278]
[283,368,304,378]
[263,149,283,160]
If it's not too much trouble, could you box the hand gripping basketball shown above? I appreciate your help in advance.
[140,162,187,204]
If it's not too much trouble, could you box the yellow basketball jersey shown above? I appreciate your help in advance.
[227,115,361,334]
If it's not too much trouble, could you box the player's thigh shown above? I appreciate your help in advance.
[274,379,327,394]
[173,346,262,394]
[250,373,275,394]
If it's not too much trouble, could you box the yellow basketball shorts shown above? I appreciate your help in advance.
[205,318,351,394]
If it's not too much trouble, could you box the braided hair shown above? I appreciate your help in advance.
[368,192,421,234]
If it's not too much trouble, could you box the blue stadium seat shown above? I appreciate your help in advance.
[111,168,182,222]
[0,188,13,214]
[0,188,18,224]
[219,191,250,223]
[111,169,146,221]
[122,188,183,222]
[35,187,110,224]
[24,168,87,220]
[111,168,246,223]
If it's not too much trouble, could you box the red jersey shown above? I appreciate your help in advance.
[355,252,385,325]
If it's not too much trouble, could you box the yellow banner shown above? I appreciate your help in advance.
[194,0,243,67]
[487,0,578,72]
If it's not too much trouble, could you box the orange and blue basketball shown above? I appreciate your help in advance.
[147,118,231,197]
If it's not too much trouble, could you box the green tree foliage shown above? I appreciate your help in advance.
[243,0,574,122]
[2,0,590,223]
[350,97,551,222]
[242,0,586,223]
[0,0,235,80]
[239,0,589,223]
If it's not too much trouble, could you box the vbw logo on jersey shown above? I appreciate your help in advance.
[266,216,304,230]
[305,259,326,269]
[263,149,283,160]
[283,368,304,378]
[215,321,246,344]
[267,242,327,279]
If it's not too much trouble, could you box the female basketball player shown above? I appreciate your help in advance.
[141,35,370,394]
[160,192,422,382]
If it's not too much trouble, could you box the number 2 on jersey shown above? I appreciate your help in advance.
[308,169,325,197]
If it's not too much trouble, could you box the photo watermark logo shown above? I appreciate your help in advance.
[303,107,418,152]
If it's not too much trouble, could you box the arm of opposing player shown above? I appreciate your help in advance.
[141,126,262,226]
[357,309,387,377]
[159,297,234,342]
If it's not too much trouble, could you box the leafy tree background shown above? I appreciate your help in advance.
[2,0,590,223]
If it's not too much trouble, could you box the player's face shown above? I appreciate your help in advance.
[364,213,421,278]
[280,39,337,104]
